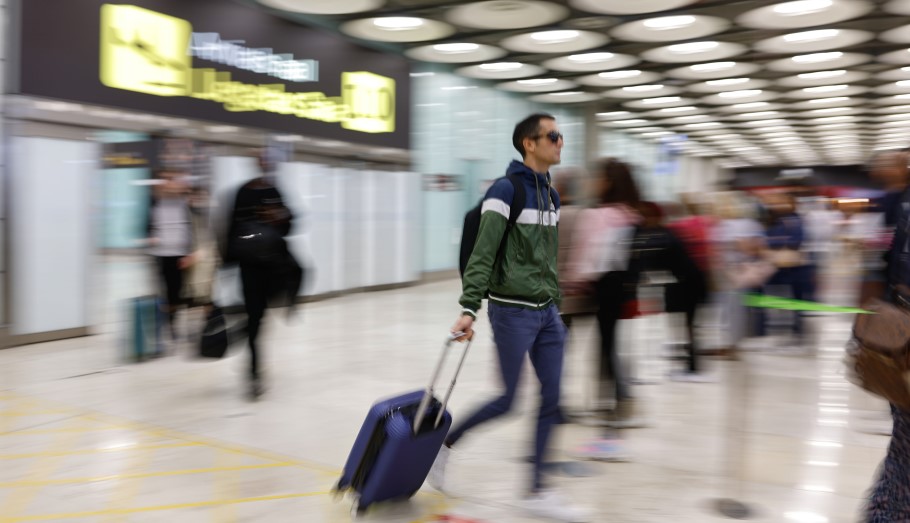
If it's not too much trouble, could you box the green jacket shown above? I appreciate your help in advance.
[460,160,561,318]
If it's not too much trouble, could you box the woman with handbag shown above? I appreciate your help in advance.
[225,150,299,400]
[863,153,910,521]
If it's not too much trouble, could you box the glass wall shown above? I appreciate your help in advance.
[411,66,585,273]
[598,129,727,203]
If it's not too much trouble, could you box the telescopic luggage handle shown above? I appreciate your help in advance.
[412,334,472,434]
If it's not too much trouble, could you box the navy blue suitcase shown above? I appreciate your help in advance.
[334,337,471,514]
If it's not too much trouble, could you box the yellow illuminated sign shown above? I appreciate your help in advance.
[100,4,191,96]
[99,4,395,133]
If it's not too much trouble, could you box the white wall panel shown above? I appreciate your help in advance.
[11,137,96,335]
[277,162,338,297]
[340,167,366,290]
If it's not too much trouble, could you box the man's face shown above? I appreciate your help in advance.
[525,118,563,167]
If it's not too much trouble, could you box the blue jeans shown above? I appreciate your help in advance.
[446,303,566,492]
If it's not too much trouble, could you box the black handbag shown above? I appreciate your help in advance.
[199,306,230,359]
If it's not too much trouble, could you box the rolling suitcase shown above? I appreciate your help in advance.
[128,295,163,362]
[334,336,471,514]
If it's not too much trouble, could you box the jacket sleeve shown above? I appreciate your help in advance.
[458,184,513,318]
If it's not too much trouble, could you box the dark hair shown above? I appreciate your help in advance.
[598,158,641,206]
[513,113,555,157]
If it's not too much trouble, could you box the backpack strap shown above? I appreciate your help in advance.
[505,173,526,227]
[491,174,527,270]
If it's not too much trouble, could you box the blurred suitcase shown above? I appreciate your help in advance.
[128,295,164,362]
[334,336,471,514]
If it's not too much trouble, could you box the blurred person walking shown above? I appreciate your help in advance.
[638,202,709,381]
[757,192,811,347]
[712,193,770,353]
[565,159,643,427]
[865,152,910,522]
[869,151,910,304]
[432,113,590,522]
[147,168,195,345]
[225,150,301,400]
[554,168,596,330]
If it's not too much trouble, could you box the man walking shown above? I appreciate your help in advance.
[431,114,589,522]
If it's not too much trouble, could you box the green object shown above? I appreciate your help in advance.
[744,294,874,314]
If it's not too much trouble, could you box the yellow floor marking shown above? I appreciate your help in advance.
[3,393,339,475]
[1,490,331,522]
[1,424,128,436]
[0,418,86,518]
[80,412,339,475]
[211,449,238,523]
[0,462,293,488]
[0,410,71,417]
[0,442,199,460]
[101,444,154,523]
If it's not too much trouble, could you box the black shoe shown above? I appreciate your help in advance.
[248,376,265,400]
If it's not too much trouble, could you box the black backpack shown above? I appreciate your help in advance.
[459,174,526,278]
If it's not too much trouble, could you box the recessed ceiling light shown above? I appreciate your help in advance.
[642,96,682,104]
[707,78,751,86]
[598,111,630,117]
[643,15,696,30]
[623,84,664,92]
[897,80,910,87]
[691,62,736,72]
[373,17,424,30]
[599,70,641,79]
[804,84,849,93]
[669,41,719,54]
[783,29,839,43]
[808,96,850,103]
[746,119,787,125]
[613,119,648,125]
[793,52,843,63]
[733,102,770,109]
[687,122,723,128]
[531,30,580,43]
[641,131,674,136]
[433,43,479,53]
[568,52,614,63]
[774,0,833,16]
[479,62,523,71]
[798,70,847,79]
[813,115,854,123]
[811,107,851,114]
[661,106,698,113]
[719,90,763,98]
[517,78,558,85]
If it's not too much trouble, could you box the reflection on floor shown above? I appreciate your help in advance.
[0,273,888,522]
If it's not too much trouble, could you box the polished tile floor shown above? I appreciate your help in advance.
[0,258,888,522]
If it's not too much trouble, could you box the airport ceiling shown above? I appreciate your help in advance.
[253,0,910,168]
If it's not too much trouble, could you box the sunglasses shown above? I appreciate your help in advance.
[537,131,564,144]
